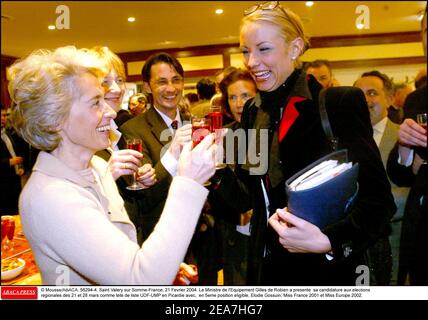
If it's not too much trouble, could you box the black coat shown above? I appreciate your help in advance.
[387,85,428,285]
[0,128,30,215]
[216,70,396,285]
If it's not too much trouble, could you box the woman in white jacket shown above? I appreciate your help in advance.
[8,46,216,285]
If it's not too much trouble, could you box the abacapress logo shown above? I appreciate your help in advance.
[1,286,38,299]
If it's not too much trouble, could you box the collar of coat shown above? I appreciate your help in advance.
[250,69,315,110]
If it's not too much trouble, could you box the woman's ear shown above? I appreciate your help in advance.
[290,37,304,60]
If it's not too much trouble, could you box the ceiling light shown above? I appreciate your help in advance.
[215,9,223,15]
[48,25,55,30]
[128,17,136,22]
[305,1,314,7]
[356,23,364,30]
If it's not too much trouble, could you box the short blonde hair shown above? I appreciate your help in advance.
[7,46,107,151]
[241,4,310,65]
[91,46,126,80]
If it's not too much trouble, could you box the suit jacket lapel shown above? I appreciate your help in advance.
[146,108,170,146]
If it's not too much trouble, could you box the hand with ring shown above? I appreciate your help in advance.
[107,149,143,181]
[136,163,157,189]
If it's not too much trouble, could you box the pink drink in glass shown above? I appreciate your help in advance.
[127,141,143,153]
[192,123,211,148]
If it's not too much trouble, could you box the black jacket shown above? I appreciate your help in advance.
[215,70,396,285]
[387,85,428,285]
[1,128,30,215]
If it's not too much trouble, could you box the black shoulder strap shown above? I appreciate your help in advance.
[318,88,338,151]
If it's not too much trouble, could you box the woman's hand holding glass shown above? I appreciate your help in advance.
[108,149,143,181]
[136,163,157,189]
[178,133,216,186]
[268,208,332,254]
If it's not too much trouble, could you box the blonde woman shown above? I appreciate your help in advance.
[8,46,216,285]
[214,2,395,285]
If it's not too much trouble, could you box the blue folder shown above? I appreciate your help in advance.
[285,150,359,229]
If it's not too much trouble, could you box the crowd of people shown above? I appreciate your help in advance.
[2,2,426,286]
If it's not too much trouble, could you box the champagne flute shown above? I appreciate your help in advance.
[208,105,227,170]
[191,116,211,148]
[191,116,212,186]
[1,216,15,253]
[126,138,144,191]
[417,113,427,134]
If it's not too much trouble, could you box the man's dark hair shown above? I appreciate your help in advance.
[196,78,216,100]
[359,70,394,96]
[184,92,199,104]
[141,52,184,83]
[303,59,332,74]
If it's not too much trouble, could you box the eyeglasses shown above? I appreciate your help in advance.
[244,1,280,16]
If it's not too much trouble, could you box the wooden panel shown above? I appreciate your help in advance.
[329,56,426,69]
[118,44,241,62]
[309,32,421,48]
[127,69,223,83]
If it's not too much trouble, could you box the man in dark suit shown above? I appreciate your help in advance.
[119,53,192,243]
[354,70,411,285]
[1,107,30,215]
[387,7,427,286]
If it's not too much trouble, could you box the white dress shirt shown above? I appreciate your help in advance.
[154,107,182,177]
[372,117,388,147]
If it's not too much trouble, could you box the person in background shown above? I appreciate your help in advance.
[90,46,156,226]
[213,66,239,126]
[215,66,238,93]
[1,106,30,215]
[128,93,149,117]
[7,46,216,285]
[119,52,192,244]
[191,78,216,118]
[414,68,427,89]
[389,82,413,124]
[354,70,410,285]
[214,68,257,285]
[91,46,130,129]
[387,7,427,285]
[212,1,395,285]
[304,59,335,88]
[120,52,221,285]
[184,92,199,109]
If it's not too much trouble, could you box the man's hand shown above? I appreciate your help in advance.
[398,118,427,148]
